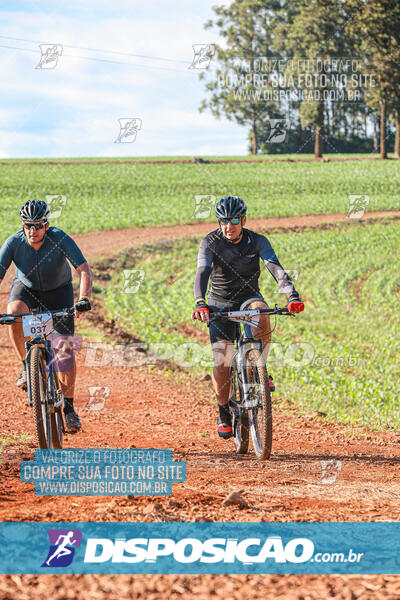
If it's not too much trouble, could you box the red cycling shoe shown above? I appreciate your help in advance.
[269,374,275,392]
[217,419,233,439]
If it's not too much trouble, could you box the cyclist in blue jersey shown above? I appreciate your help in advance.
[192,196,304,439]
[0,200,93,432]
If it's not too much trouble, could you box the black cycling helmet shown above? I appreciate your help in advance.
[19,200,50,222]
[215,196,247,220]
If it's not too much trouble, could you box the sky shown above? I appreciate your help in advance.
[0,0,246,158]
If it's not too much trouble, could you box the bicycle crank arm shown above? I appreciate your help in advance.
[53,389,64,409]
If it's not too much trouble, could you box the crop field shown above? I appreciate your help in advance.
[102,219,400,429]
[0,153,387,163]
[0,158,399,239]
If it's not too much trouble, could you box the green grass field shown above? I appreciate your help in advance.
[0,153,388,162]
[102,219,400,429]
[0,158,398,240]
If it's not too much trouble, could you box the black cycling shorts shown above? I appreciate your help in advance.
[207,294,268,344]
[8,278,75,335]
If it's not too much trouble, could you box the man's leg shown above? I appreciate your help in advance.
[245,299,275,391]
[7,280,43,389]
[57,351,76,399]
[211,339,235,438]
[211,339,235,403]
[44,283,81,432]
[52,335,81,432]
[7,300,30,360]
[247,299,271,359]
[7,300,30,389]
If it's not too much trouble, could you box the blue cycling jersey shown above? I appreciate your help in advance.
[0,227,86,291]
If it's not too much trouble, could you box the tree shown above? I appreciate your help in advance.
[277,0,353,158]
[199,0,284,154]
[393,109,400,158]
[346,0,400,159]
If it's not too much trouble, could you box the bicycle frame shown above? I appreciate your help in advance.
[0,307,73,411]
[1,303,86,448]
[209,306,294,408]
[204,304,296,458]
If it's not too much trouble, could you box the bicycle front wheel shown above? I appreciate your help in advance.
[50,410,63,449]
[230,355,249,455]
[247,347,272,460]
[29,345,51,449]
[51,381,63,450]
[50,370,64,449]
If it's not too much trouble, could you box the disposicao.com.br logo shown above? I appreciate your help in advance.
[82,536,361,565]
[37,530,364,572]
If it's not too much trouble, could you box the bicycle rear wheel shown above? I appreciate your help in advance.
[29,345,51,449]
[229,356,249,454]
[247,348,272,460]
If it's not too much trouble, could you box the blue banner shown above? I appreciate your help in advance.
[1,522,400,574]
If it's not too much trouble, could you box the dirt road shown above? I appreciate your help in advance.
[1,211,399,598]
[72,210,400,258]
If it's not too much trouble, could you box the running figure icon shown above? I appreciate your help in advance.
[45,531,77,566]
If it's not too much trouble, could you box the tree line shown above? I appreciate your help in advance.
[199,0,400,158]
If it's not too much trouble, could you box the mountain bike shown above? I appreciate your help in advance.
[0,306,76,449]
[209,305,295,460]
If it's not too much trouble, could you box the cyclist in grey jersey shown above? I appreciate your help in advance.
[192,196,304,439]
[194,228,300,303]
[0,200,93,432]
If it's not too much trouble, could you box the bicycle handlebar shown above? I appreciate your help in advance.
[0,306,76,325]
[208,305,295,322]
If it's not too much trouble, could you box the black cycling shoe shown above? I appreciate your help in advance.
[65,411,82,433]
[17,369,27,391]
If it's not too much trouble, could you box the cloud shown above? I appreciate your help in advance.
[0,2,248,157]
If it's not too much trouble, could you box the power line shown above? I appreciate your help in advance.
[0,43,192,73]
[0,34,190,65]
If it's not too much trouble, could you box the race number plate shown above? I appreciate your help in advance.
[22,313,53,338]
[227,310,260,328]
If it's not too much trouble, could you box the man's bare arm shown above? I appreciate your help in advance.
[75,262,92,299]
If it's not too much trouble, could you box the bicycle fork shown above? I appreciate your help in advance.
[236,338,263,410]
[46,347,64,412]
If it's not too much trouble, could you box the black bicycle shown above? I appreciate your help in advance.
[209,305,295,460]
[0,306,77,449]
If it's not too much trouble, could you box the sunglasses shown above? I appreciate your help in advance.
[23,221,47,230]
[219,217,241,225]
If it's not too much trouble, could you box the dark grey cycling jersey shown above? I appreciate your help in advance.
[0,227,86,291]
[194,227,300,303]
